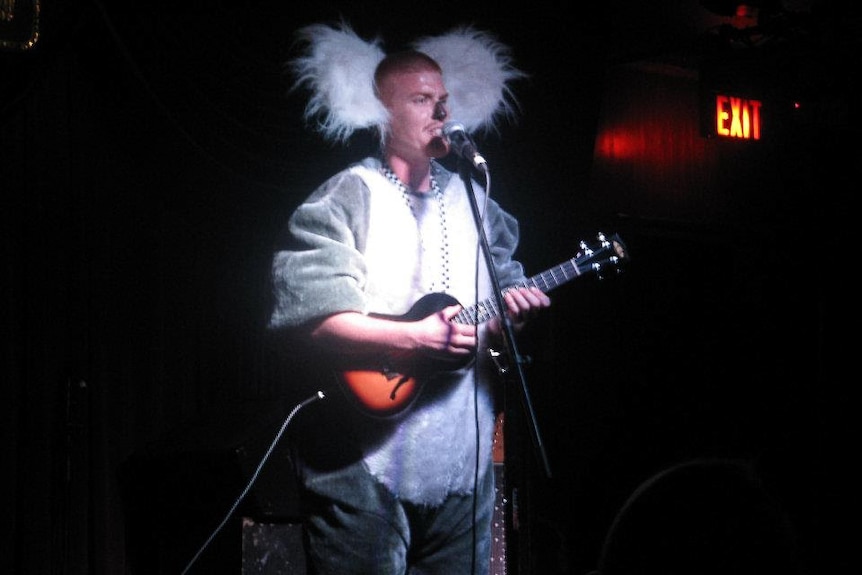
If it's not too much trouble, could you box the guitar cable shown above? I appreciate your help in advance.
[180,390,326,575]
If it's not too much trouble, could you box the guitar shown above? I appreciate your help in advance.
[336,232,628,418]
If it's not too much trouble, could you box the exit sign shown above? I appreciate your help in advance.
[715,94,762,140]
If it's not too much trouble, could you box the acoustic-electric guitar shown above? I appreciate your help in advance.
[334,232,629,418]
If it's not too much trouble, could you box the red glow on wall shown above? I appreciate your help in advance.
[715,94,762,140]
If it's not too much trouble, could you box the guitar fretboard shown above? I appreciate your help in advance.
[450,233,625,327]
[451,258,584,326]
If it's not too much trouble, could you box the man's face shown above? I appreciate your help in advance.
[379,69,449,161]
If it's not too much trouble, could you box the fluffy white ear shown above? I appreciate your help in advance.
[290,22,525,143]
[413,26,526,134]
[290,22,388,143]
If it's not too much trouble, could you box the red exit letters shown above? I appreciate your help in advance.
[715,94,762,140]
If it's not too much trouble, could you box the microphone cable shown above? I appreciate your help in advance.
[180,390,326,575]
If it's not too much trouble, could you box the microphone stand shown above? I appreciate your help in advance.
[456,160,552,480]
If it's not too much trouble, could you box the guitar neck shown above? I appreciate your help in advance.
[450,232,626,327]
[450,258,583,326]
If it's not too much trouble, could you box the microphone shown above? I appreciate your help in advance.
[442,121,487,171]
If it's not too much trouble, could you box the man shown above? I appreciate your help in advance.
[268,32,550,575]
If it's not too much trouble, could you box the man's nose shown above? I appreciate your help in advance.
[433,101,448,121]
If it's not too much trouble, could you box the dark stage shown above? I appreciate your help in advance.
[2,1,857,573]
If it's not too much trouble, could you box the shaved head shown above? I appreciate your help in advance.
[374,50,442,104]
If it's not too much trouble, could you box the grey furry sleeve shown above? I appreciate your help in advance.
[485,198,527,288]
[268,170,371,330]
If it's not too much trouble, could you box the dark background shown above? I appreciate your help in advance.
[2,1,858,573]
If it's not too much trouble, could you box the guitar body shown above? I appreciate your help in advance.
[338,292,474,418]
[336,232,628,418]
[388,291,461,322]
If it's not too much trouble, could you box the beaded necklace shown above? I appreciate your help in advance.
[381,164,451,293]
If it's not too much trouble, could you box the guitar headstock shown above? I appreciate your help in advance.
[576,232,629,279]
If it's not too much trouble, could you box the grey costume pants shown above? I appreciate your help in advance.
[299,457,494,575]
